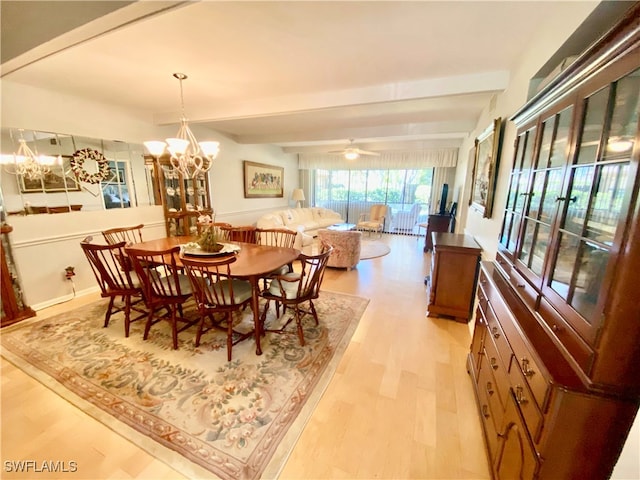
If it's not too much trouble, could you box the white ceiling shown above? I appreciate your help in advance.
[1,1,610,154]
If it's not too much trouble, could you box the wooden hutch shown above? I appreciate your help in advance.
[467,5,640,479]
[145,154,213,237]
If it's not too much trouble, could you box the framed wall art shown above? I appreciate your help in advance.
[470,117,503,218]
[19,162,80,193]
[243,161,284,198]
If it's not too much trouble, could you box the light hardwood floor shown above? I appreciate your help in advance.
[1,234,490,479]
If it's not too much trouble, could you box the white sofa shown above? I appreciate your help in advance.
[256,207,343,239]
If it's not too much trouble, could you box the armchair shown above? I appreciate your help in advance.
[356,204,388,237]
[393,204,422,232]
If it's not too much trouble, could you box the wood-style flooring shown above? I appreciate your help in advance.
[1,234,490,479]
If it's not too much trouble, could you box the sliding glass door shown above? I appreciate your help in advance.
[313,168,433,234]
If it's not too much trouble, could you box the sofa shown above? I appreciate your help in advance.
[318,228,362,270]
[256,207,343,237]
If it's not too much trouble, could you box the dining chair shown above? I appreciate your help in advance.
[356,204,387,237]
[256,227,298,294]
[221,225,257,244]
[125,245,196,350]
[80,237,146,337]
[259,242,333,346]
[181,254,253,361]
[102,224,144,246]
[196,221,232,236]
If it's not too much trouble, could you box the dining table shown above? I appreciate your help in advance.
[127,235,300,355]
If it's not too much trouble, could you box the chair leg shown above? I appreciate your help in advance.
[104,296,116,328]
[227,312,233,361]
[143,308,156,340]
[294,307,305,346]
[259,299,271,335]
[309,300,319,326]
[195,314,206,347]
[124,295,131,337]
[171,307,179,350]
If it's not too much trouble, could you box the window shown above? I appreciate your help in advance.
[313,168,433,233]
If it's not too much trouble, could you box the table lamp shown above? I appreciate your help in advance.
[292,189,305,208]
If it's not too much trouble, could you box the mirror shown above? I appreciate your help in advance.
[0,127,157,216]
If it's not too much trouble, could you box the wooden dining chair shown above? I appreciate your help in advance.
[80,237,146,337]
[196,221,232,236]
[221,225,257,244]
[256,227,298,294]
[259,242,333,346]
[102,224,144,246]
[181,254,254,361]
[125,245,197,350]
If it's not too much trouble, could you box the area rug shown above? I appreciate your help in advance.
[360,240,391,260]
[1,291,368,480]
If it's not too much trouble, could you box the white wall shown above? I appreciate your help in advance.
[1,79,298,309]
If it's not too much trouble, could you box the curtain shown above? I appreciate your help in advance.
[299,148,458,170]
[430,167,456,214]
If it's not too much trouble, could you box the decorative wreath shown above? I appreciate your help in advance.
[71,148,111,184]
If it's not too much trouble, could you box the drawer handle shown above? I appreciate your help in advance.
[492,326,500,339]
[516,282,525,288]
[490,357,499,370]
[482,405,490,419]
[551,324,561,333]
[522,358,535,377]
[515,385,528,405]
[486,381,494,396]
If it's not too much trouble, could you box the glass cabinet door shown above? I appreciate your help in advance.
[544,67,639,344]
[517,107,573,280]
[499,127,537,257]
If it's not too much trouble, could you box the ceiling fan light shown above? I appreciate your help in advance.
[344,149,359,160]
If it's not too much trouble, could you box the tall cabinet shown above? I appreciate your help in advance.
[468,5,640,479]
[145,155,213,237]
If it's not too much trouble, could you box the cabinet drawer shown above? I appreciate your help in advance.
[508,358,544,442]
[482,303,512,380]
[509,268,539,310]
[506,333,550,412]
[476,367,500,460]
[479,348,507,431]
[537,298,595,375]
[483,332,509,410]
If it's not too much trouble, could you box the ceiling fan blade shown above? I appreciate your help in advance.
[354,148,380,156]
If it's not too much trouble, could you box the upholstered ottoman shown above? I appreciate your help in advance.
[317,228,362,270]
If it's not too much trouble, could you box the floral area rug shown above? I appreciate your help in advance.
[1,290,368,479]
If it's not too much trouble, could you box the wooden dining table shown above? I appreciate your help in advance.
[127,235,300,355]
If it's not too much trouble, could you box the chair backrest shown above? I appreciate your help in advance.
[125,245,190,303]
[221,225,257,244]
[370,204,388,222]
[296,242,334,300]
[80,238,137,295]
[196,221,232,236]
[102,224,144,246]
[256,228,297,248]
[181,255,241,308]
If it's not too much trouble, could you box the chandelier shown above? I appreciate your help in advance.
[144,73,220,178]
[0,129,60,180]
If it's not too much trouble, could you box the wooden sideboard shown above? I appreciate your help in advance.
[468,5,640,478]
[426,232,481,322]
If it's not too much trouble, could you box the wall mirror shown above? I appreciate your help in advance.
[0,127,158,216]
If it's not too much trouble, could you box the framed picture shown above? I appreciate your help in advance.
[470,117,503,218]
[19,163,80,193]
[243,161,284,198]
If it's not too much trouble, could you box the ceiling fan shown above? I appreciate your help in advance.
[329,139,380,160]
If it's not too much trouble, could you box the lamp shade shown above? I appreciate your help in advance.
[291,189,306,201]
